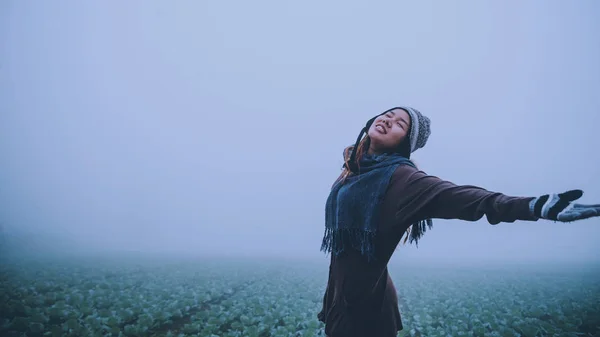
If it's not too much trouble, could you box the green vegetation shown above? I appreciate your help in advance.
[1,256,598,337]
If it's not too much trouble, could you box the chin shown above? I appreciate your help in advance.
[367,137,390,153]
[367,131,384,143]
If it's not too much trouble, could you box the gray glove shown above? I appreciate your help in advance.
[530,189,600,222]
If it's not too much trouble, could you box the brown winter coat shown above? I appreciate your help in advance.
[317,164,538,337]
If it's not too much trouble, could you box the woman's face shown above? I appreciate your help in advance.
[367,108,411,154]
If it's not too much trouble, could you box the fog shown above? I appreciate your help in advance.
[1,0,599,267]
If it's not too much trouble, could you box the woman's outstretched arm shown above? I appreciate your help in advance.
[387,165,599,226]
[386,165,539,225]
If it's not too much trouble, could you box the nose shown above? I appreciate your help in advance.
[383,117,392,127]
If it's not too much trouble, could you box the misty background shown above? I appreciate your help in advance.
[1,1,598,267]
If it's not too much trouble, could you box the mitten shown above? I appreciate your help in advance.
[530,189,600,222]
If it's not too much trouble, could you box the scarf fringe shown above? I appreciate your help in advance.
[321,218,433,262]
[320,227,378,262]
[408,219,433,247]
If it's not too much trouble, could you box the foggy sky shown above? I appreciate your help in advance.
[1,0,599,265]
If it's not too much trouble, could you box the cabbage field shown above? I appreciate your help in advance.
[1,254,599,337]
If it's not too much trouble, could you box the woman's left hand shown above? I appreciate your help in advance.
[530,189,600,222]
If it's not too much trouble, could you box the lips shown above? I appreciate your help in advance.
[375,124,387,134]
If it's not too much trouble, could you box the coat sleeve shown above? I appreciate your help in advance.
[386,165,539,225]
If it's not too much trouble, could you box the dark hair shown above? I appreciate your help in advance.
[396,135,411,158]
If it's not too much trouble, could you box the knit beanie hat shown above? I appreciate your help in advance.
[400,106,431,153]
[347,106,431,173]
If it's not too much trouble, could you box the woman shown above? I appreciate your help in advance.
[317,107,599,337]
